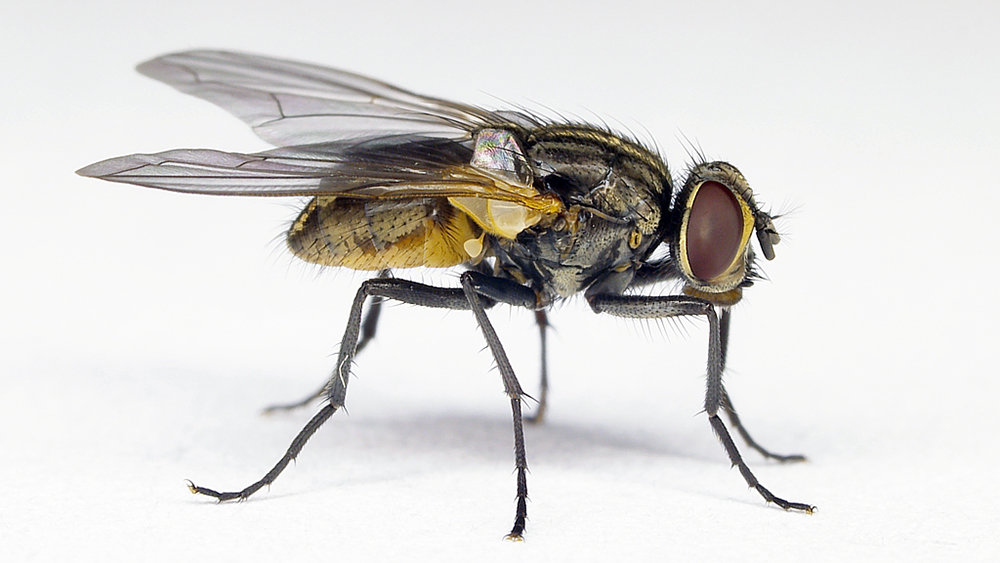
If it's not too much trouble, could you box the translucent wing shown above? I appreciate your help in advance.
[76,139,556,211]
[136,50,503,146]
[77,55,564,250]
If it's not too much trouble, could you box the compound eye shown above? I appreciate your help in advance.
[686,181,744,281]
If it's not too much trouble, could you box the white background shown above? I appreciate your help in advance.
[2,1,998,561]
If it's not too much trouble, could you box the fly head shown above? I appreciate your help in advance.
[671,161,780,306]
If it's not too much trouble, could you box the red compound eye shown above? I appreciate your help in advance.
[685,181,744,281]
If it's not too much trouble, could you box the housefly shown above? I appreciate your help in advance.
[78,50,813,539]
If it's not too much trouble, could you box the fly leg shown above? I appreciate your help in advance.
[458,271,537,539]
[189,272,542,538]
[525,310,549,424]
[186,278,379,502]
[718,309,806,462]
[262,271,389,414]
[587,294,814,513]
[720,391,805,463]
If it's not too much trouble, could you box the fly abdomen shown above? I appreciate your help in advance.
[287,197,482,270]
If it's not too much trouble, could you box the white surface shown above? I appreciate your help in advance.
[2,1,998,561]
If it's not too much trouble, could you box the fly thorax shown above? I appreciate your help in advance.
[524,127,666,239]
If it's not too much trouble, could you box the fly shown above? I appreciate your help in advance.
[77,50,813,539]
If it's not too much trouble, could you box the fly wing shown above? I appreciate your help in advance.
[77,147,350,195]
[76,138,559,213]
[77,138,564,241]
[135,50,499,146]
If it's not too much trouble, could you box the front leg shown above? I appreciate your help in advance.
[587,293,814,513]
[717,309,806,462]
